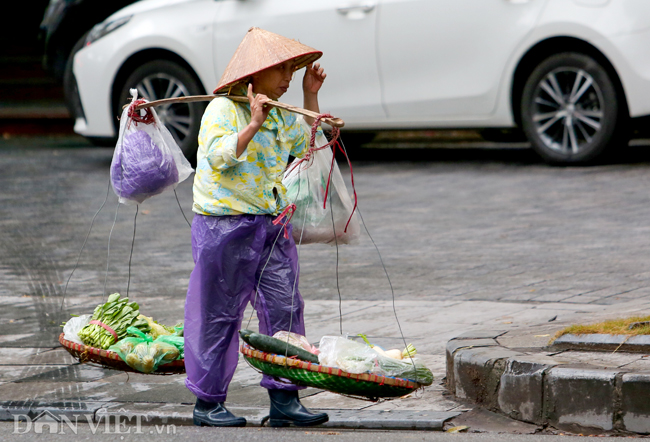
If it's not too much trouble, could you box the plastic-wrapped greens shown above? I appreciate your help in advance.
[109,327,182,373]
[318,336,433,385]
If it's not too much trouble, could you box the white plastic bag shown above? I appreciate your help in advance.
[110,89,194,205]
[272,330,319,355]
[283,118,360,245]
[63,314,91,345]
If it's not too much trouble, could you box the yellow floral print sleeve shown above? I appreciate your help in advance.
[192,89,320,216]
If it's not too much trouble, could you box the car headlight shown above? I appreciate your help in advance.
[85,15,132,46]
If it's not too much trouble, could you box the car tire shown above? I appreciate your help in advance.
[117,60,206,162]
[520,52,627,164]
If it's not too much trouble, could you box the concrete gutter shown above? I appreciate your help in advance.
[0,400,460,431]
[446,330,650,435]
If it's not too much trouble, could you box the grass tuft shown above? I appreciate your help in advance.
[550,315,650,344]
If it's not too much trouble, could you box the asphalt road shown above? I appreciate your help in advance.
[0,421,622,441]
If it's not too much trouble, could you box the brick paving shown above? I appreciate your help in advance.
[2,139,650,430]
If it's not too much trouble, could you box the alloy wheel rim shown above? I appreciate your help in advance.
[135,73,193,146]
[531,68,604,155]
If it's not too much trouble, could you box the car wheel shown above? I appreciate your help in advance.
[520,52,626,164]
[118,60,206,161]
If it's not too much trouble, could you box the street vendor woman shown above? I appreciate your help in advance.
[184,27,329,428]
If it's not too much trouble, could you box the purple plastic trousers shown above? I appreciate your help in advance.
[184,213,306,403]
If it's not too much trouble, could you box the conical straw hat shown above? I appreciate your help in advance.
[213,27,322,94]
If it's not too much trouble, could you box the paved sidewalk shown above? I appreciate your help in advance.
[0,300,464,430]
[2,297,650,432]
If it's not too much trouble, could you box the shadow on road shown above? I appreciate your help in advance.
[342,142,650,167]
[4,135,650,168]
[345,146,542,165]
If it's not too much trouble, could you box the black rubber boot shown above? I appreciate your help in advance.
[193,399,247,427]
[265,389,329,427]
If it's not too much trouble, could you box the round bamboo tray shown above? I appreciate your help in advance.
[241,343,422,400]
[58,333,185,374]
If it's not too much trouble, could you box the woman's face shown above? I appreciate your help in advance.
[251,60,295,100]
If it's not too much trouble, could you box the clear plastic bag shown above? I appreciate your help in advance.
[62,314,91,345]
[110,89,193,205]
[109,327,182,373]
[318,335,377,374]
[283,118,360,245]
[318,336,433,385]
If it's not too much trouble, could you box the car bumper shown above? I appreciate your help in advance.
[73,40,119,138]
[606,27,650,118]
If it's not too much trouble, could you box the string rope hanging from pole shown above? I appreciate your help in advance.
[336,138,418,380]
[294,118,417,379]
[245,113,343,332]
[248,114,351,335]
[122,96,415,380]
[60,94,193,312]
[243,113,418,382]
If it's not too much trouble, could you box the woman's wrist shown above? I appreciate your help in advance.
[303,92,320,126]
[248,119,263,132]
[303,92,319,111]
[303,91,318,105]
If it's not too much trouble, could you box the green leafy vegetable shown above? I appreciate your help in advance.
[77,293,150,349]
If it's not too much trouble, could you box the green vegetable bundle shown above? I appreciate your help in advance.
[78,293,150,349]
[375,356,434,385]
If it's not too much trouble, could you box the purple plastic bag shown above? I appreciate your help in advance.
[111,131,179,204]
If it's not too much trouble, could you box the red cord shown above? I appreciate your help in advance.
[285,114,339,175]
[127,99,156,128]
[272,204,297,239]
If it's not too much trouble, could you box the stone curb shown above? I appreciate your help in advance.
[553,333,650,353]
[446,330,650,435]
[0,400,460,431]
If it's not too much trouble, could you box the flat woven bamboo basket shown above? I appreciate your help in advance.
[241,343,421,399]
[58,333,185,374]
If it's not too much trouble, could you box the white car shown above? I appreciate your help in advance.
[73,0,650,164]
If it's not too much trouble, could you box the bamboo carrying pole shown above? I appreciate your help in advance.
[130,95,345,128]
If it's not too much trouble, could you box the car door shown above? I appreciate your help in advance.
[212,0,386,126]
[377,0,548,123]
